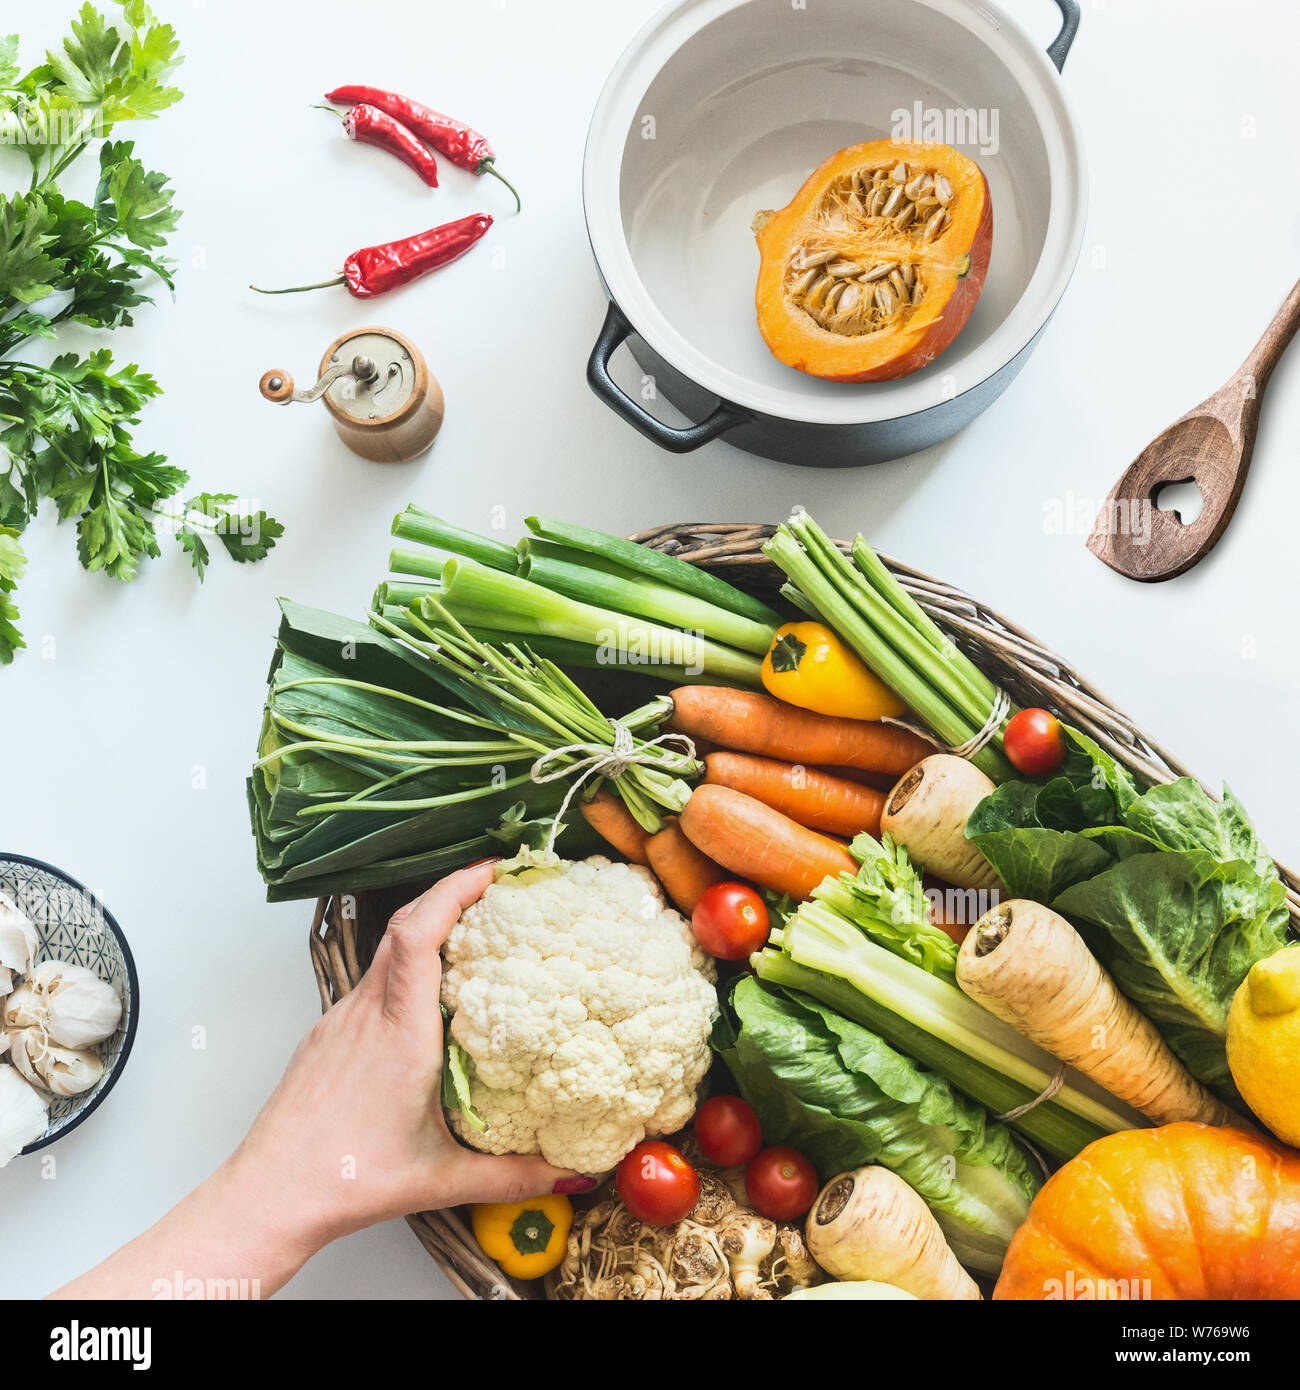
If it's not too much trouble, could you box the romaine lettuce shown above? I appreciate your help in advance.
[967,730,1290,1091]
[713,976,1040,1275]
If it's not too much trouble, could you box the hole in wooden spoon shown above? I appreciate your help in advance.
[1152,478,1204,525]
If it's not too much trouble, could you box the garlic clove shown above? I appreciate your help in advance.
[27,960,122,1049]
[0,1063,48,1166]
[0,893,38,991]
[37,1040,104,1097]
[3,980,46,1031]
[7,1027,47,1088]
[6,1027,104,1097]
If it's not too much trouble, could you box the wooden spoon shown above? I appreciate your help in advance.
[1088,277,1300,581]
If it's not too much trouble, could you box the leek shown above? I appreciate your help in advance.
[391,505,516,571]
[516,545,776,654]
[434,557,763,687]
[525,515,783,628]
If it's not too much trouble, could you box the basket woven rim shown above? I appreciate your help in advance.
[307,522,1300,1300]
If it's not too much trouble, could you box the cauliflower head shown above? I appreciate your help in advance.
[441,855,718,1173]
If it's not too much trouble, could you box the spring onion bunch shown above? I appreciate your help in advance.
[384,507,780,686]
[763,512,1015,781]
[248,585,705,900]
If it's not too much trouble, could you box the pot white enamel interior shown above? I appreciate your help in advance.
[583,0,1087,447]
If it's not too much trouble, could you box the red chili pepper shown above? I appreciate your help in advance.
[324,86,520,211]
[250,213,493,298]
[314,102,439,187]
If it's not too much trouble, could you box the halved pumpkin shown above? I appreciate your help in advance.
[753,140,992,382]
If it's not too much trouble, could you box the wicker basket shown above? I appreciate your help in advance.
[308,522,1300,1300]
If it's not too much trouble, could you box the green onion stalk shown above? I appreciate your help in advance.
[763,512,1016,781]
[368,598,701,832]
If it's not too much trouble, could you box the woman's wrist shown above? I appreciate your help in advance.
[207,1145,334,1291]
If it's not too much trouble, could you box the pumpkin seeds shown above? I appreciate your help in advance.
[785,155,954,336]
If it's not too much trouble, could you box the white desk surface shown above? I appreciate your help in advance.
[4,0,1298,1298]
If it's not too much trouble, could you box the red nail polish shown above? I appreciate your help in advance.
[466,857,502,869]
[553,1176,597,1195]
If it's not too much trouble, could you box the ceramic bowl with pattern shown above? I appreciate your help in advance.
[0,855,139,1155]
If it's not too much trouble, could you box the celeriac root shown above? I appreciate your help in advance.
[957,900,1235,1127]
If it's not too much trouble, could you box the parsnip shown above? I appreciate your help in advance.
[806,1166,981,1301]
[957,900,1234,1127]
[881,754,1000,892]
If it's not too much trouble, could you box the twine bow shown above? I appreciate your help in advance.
[949,687,1012,760]
[530,722,698,855]
[883,686,1012,761]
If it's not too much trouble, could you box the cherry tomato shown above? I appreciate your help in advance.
[745,1146,818,1221]
[1003,707,1067,777]
[616,1140,700,1226]
[694,1095,763,1167]
[692,881,769,961]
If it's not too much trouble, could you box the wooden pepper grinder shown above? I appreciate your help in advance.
[259,326,444,462]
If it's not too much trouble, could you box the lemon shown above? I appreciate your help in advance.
[1227,946,1300,1145]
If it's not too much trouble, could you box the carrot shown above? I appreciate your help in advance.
[579,789,650,865]
[923,878,972,946]
[644,818,728,914]
[669,687,933,775]
[957,900,1236,1127]
[678,784,856,900]
[704,752,885,839]
[816,765,897,793]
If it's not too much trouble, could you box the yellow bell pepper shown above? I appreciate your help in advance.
[470,1194,572,1280]
[761,621,905,721]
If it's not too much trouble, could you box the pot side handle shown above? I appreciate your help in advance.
[1047,0,1081,72]
[587,301,749,454]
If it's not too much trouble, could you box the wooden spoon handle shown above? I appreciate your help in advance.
[1241,276,1300,388]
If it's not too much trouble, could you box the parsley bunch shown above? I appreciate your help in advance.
[0,3,282,665]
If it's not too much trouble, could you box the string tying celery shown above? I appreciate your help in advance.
[764,513,1015,781]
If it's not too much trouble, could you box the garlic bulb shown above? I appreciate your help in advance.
[25,960,122,1049]
[0,893,38,997]
[0,1063,48,1166]
[7,1027,104,1097]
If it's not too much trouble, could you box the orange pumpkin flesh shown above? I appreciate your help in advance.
[753,140,992,382]
[994,1123,1300,1301]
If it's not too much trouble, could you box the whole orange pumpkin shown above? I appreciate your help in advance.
[995,1123,1300,1300]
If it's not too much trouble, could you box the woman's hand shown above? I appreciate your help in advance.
[234,861,589,1245]
[54,863,589,1299]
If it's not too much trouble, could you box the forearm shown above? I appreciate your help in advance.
[50,1152,324,1301]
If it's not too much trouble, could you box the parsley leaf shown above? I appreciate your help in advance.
[0,524,26,664]
[178,493,286,579]
[0,35,20,89]
[0,5,277,668]
[95,138,178,250]
[0,192,63,303]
